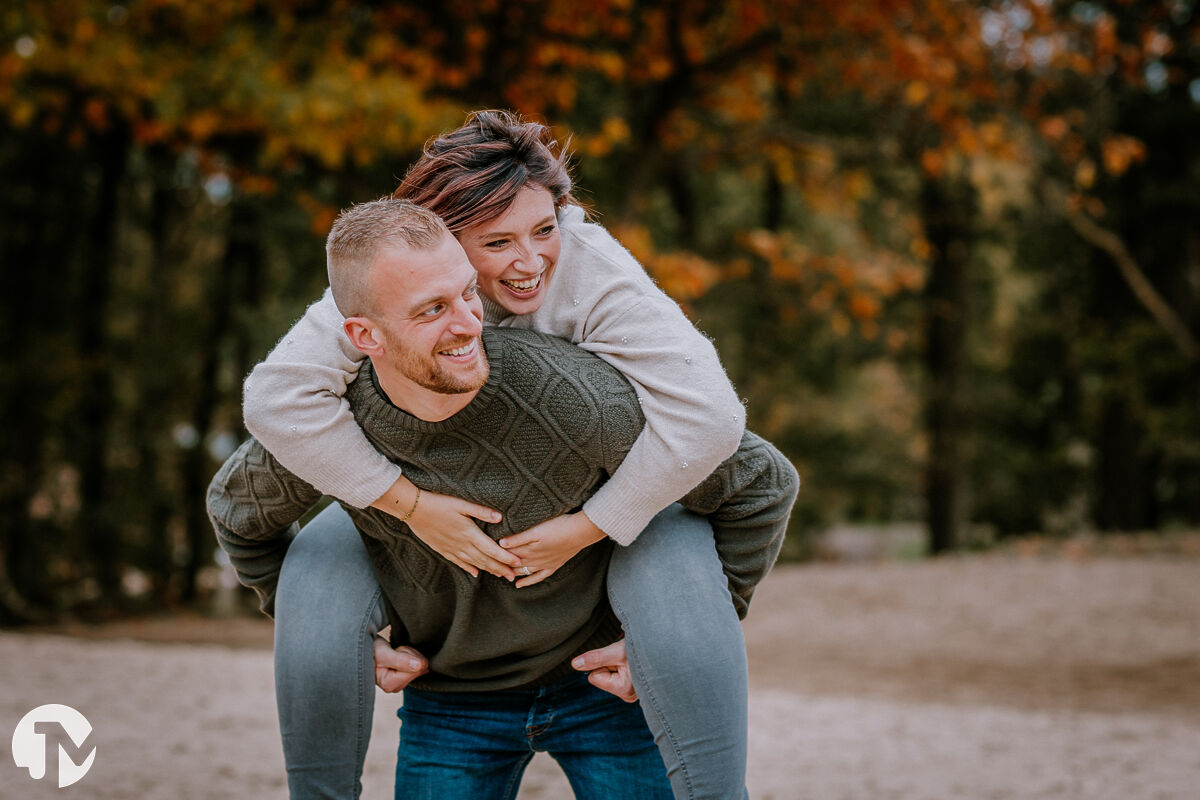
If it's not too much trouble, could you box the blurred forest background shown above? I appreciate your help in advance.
[1,0,1197,622]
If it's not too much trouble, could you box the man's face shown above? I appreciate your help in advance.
[367,234,488,396]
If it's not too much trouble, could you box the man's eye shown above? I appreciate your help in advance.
[422,303,445,316]
[464,284,478,297]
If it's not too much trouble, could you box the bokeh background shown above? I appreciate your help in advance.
[2,0,1199,621]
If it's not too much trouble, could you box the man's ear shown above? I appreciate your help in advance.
[344,317,384,356]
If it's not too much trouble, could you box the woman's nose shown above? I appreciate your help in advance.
[510,239,542,272]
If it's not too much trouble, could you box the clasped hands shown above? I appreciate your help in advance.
[374,637,636,702]
[371,476,605,587]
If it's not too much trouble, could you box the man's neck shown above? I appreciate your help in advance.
[371,363,480,422]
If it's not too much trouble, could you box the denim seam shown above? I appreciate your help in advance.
[350,584,384,799]
[611,590,696,800]
[502,753,534,800]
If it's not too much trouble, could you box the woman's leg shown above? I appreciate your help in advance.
[607,504,750,800]
[274,502,388,799]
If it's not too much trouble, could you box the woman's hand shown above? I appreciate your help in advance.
[498,511,606,587]
[371,475,518,579]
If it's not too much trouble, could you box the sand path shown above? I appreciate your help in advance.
[2,555,1198,799]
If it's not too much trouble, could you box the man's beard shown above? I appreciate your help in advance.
[389,333,489,395]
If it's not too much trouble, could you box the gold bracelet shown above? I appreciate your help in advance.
[399,486,421,523]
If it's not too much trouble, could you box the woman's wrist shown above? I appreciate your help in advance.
[371,474,420,516]
[570,512,607,548]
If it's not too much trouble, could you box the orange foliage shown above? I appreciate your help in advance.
[2,0,1171,339]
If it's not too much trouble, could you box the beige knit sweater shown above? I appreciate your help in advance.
[242,205,745,545]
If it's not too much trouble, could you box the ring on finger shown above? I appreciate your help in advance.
[518,566,531,577]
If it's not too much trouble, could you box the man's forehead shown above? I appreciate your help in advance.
[371,237,473,305]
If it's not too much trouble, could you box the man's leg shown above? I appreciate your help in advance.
[533,673,672,800]
[607,504,750,800]
[275,503,388,799]
[394,687,536,800]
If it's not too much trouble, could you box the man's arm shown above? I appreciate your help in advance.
[677,431,800,619]
[206,437,325,616]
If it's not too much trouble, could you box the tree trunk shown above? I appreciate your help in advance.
[76,129,129,607]
[138,158,179,603]
[920,174,974,555]
[0,132,56,621]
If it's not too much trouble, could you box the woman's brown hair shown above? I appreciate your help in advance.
[393,110,577,234]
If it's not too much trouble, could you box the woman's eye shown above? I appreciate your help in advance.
[485,239,508,249]
[536,225,557,237]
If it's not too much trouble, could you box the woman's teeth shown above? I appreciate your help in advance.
[501,276,540,292]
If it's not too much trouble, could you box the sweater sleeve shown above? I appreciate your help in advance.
[206,437,325,616]
[241,288,402,508]
[550,214,746,544]
[677,431,800,619]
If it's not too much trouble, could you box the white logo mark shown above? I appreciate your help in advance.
[11,703,97,788]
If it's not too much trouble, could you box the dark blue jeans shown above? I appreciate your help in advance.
[395,672,672,800]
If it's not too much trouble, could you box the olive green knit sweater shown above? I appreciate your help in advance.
[209,327,797,692]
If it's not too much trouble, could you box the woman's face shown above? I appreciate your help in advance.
[456,183,561,316]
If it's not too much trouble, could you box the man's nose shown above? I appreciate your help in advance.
[448,298,483,334]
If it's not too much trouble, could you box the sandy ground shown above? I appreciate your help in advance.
[2,553,1199,799]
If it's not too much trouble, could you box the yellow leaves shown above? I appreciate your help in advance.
[581,116,631,157]
[237,174,277,196]
[849,291,881,321]
[1075,158,1096,189]
[645,56,673,80]
[739,228,922,342]
[74,18,98,44]
[843,170,872,203]
[1039,115,1069,142]
[297,191,338,237]
[904,81,930,106]
[9,99,35,129]
[1065,191,1107,220]
[82,97,108,131]
[909,237,932,262]
[921,149,945,178]
[1101,135,1146,177]
[611,223,721,303]
[185,110,221,142]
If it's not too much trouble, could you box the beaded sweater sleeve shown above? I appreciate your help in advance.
[241,288,401,508]
[510,206,747,545]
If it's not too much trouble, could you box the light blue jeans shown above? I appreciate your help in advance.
[274,502,748,800]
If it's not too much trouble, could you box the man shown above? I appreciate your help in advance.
[208,199,796,797]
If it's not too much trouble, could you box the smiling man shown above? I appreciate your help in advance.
[208,198,795,798]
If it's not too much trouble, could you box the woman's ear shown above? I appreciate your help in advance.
[344,317,384,356]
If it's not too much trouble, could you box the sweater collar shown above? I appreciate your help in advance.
[353,328,506,434]
[479,293,511,326]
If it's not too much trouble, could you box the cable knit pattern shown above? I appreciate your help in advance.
[211,327,796,693]
[241,205,745,543]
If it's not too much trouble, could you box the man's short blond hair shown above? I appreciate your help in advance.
[326,198,451,318]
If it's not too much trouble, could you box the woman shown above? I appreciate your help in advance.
[246,110,777,799]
